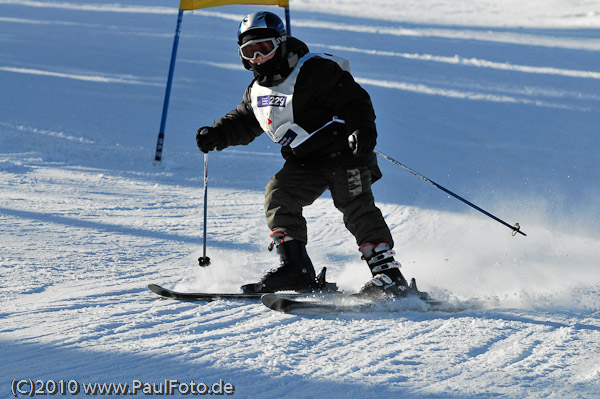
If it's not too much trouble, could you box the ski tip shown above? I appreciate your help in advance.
[260,293,279,309]
[261,293,327,313]
[148,283,161,293]
[261,293,291,312]
[148,284,171,297]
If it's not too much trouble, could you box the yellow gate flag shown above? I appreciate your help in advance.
[180,0,289,10]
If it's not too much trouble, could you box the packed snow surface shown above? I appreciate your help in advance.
[1,1,599,398]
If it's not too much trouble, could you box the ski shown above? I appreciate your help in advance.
[261,278,458,314]
[261,293,356,313]
[149,267,339,301]
[261,293,452,314]
[148,284,266,301]
[147,284,341,301]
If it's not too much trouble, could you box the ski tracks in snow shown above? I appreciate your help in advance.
[2,149,600,397]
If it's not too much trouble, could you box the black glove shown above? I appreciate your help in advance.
[196,126,219,153]
[348,129,376,157]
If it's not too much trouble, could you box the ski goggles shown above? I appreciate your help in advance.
[239,37,285,61]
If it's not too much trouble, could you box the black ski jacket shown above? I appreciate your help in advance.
[211,37,380,170]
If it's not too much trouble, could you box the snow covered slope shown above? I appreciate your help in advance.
[1,1,599,398]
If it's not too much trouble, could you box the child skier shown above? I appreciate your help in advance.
[196,11,407,296]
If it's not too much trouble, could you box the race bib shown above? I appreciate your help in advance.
[250,53,350,148]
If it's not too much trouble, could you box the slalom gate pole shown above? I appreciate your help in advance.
[284,6,292,35]
[374,149,526,236]
[198,152,211,266]
[153,9,184,166]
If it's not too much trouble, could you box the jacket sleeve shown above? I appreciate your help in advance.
[211,85,263,150]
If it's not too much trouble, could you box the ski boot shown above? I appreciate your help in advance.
[358,242,409,298]
[241,231,319,294]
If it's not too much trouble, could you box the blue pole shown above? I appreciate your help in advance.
[284,6,291,35]
[154,9,184,166]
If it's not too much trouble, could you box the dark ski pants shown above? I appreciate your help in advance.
[265,161,394,248]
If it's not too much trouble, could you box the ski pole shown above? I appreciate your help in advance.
[198,152,211,266]
[374,149,526,236]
